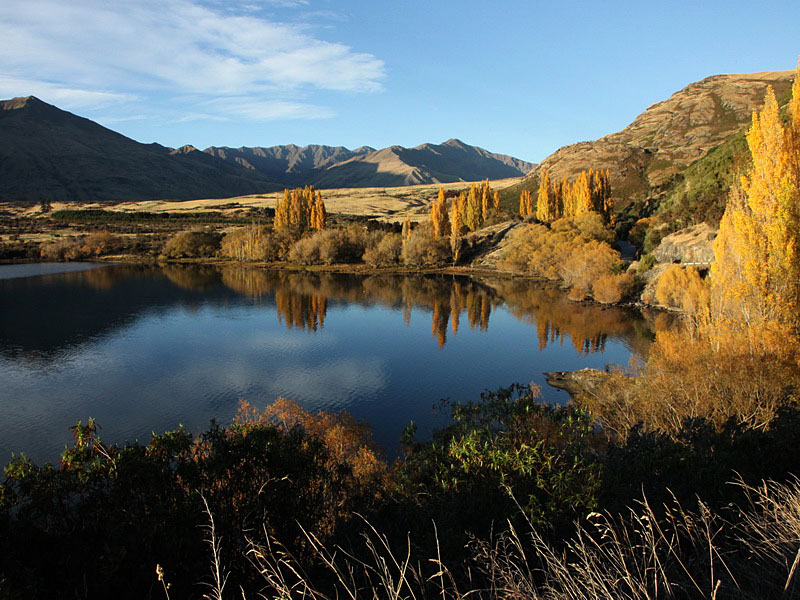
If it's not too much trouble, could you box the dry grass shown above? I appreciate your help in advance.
[1,178,522,222]
[223,479,800,599]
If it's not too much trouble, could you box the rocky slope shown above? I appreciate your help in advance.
[0,97,280,204]
[506,71,794,211]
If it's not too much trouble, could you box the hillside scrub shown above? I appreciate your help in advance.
[362,231,403,266]
[643,264,709,313]
[496,212,630,303]
[400,221,452,267]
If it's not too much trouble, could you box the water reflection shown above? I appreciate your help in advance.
[0,263,665,463]
[210,266,650,354]
[0,264,662,363]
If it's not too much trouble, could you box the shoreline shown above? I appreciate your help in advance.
[1,253,667,313]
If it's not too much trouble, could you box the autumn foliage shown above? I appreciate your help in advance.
[708,73,800,355]
[525,167,613,224]
[430,180,501,239]
[497,213,627,303]
[274,185,327,234]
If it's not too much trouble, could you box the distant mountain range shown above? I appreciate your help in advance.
[0,96,535,204]
[0,96,279,204]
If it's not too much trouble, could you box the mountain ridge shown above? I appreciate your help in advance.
[203,138,534,189]
[0,96,280,204]
[0,96,534,203]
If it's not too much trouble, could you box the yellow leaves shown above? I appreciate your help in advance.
[437,180,498,236]
[497,217,622,303]
[533,167,612,224]
[236,398,386,484]
[275,186,327,234]
[519,189,533,218]
[430,188,450,239]
[710,68,800,353]
[535,169,554,221]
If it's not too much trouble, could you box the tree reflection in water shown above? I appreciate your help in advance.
[211,266,667,354]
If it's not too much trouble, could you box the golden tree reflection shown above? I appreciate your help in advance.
[205,266,662,351]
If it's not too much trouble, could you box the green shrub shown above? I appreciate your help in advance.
[395,384,601,537]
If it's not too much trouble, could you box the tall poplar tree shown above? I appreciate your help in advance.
[536,170,554,222]
[431,188,449,239]
[711,72,800,349]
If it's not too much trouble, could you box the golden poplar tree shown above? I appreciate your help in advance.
[274,189,291,230]
[536,169,554,222]
[572,171,593,217]
[519,189,533,218]
[480,181,491,222]
[450,198,463,263]
[310,190,327,230]
[431,188,450,239]
[402,217,412,241]
[275,186,326,234]
[465,184,481,231]
[710,75,800,351]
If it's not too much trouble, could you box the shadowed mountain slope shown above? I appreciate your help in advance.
[1,96,534,203]
[0,97,280,204]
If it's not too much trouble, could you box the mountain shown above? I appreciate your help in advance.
[0,96,534,203]
[504,71,795,215]
[204,139,534,188]
[0,97,280,204]
[310,139,534,188]
[203,144,375,186]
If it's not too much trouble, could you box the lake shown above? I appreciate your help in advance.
[0,263,657,463]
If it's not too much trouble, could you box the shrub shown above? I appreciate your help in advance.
[636,252,656,275]
[39,237,85,260]
[363,232,403,266]
[288,225,379,265]
[574,211,615,243]
[653,264,709,313]
[81,231,123,256]
[400,224,451,267]
[497,216,623,300]
[220,225,293,261]
[592,272,636,304]
[39,231,124,261]
[396,384,601,538]
[163,228,222,258]
[559,240,623,297]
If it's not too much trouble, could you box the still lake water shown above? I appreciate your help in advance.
[0,263,656,463]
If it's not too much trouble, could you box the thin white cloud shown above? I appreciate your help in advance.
[0,76,136,109]
[205,97,335,120]
[0,0,384,120]
[95,115,149,125]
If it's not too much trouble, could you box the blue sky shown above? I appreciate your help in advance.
[1,0,798,163]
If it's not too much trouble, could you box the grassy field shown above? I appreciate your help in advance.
[0,177,523,224]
